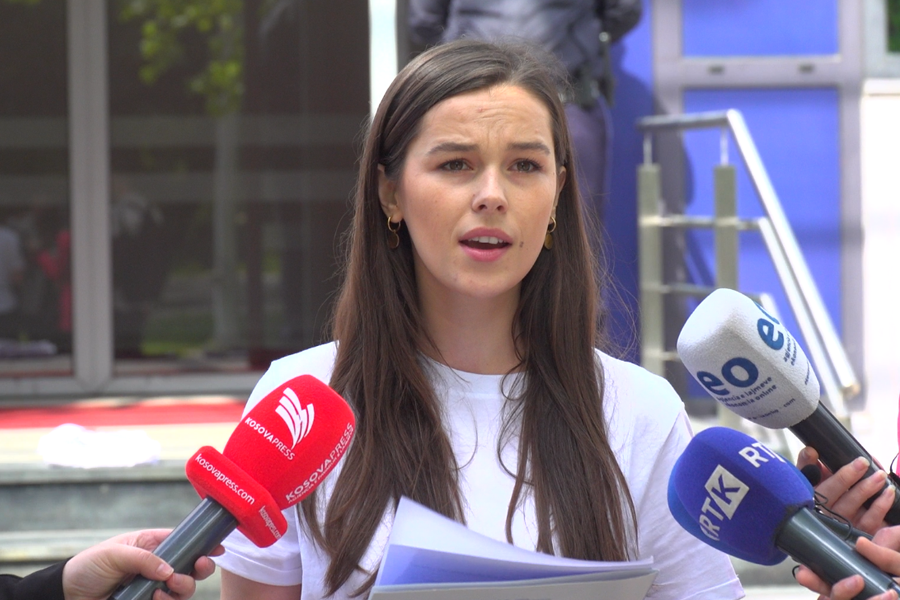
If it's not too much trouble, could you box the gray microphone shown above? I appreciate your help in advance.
[676,287,900,524]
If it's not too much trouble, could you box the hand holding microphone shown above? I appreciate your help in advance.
[61,529,220,600]
[798,449,898,536]
[796,527,900,600]
[668,426,900,599]
[111,375,355,600]
[676,288,900,527]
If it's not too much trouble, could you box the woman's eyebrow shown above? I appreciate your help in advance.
[508,141,551,154]
[426,141,551,155]
[426,141,477,155]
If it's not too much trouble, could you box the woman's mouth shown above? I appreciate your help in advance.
[461,236,511,250]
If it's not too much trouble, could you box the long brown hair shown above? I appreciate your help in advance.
[302,38,636,596]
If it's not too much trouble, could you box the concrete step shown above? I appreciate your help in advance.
[0,529,131,563]
[0,461,199,533]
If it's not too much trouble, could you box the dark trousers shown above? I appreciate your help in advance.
[565,94,612,226]
[0,310,21,340]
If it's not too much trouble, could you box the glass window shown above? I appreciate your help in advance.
[0,1,73,377]
[107,0,369,375]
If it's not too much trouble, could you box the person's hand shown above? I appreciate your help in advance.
[794,526,900,599]
[797,447,895,535]
[61,529,222,600]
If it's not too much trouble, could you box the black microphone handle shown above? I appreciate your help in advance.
[778,508,900,600]
[790,403,900,525]
[110,497,238,600]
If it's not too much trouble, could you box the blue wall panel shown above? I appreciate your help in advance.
[605,0,655,363]
[682,0,838,57]
[681,88,842,356]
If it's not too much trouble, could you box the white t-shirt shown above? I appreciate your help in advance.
[217,342,744,600]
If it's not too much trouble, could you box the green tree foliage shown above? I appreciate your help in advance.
[118,0,245,115]
[889,0,900,53]
[5,0,250,115]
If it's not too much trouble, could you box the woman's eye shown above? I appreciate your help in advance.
[513,160,540,173]
[441,159,467,171]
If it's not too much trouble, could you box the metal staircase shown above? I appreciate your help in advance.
[634,109,859,426]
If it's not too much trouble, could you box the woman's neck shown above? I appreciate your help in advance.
[419,292,520,375]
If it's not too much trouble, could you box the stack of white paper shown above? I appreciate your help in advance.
[370,497,657,600]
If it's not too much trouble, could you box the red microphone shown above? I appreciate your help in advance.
[111,375,355,600]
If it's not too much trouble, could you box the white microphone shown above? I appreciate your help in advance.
[676,287,900,524]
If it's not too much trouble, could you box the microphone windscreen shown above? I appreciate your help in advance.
[667,474,771,564]
[800,463,823,487]
[185,446,288,547]
[223,375,355,509]
[676,288,820,428]
[669,426,814,565]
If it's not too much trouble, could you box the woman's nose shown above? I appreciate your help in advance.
[471,169,508,213]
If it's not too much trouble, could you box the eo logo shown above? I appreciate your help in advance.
[698,465,750,540]
[276,387,315,448]
[695,303,781,396]
[754,302,784,351]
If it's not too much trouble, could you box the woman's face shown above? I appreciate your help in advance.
[379,84,566,310]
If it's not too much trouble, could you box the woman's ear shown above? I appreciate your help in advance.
[553,165,567,215]
[378,165,403,221]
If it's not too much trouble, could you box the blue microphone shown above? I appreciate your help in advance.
[667,457,872,558]
[666,473,783,565]
[669,427,900,598]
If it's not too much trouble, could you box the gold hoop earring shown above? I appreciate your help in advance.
[543,216,557,250]
[387,217,401,249]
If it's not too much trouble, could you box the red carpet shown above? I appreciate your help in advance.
[0,397,246,429]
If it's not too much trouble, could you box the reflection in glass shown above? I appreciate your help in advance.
[890,0,900,53]
[0,1,73,377]
[108,0,368,375]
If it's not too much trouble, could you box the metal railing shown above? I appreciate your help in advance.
[635,109,859,416]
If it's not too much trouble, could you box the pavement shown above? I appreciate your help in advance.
[0,402,819,599]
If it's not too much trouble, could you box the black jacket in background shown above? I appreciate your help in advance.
[407,0,642,81]
[0,561,67,600]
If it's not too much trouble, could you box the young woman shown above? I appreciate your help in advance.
[216,39,744,600]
